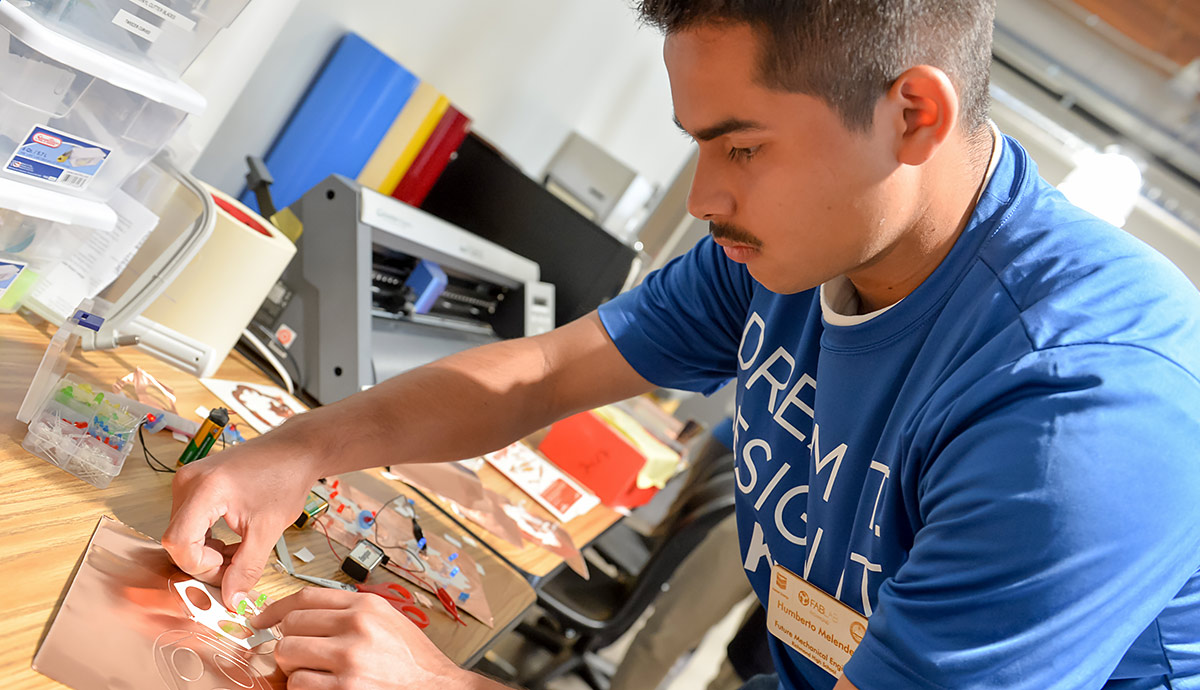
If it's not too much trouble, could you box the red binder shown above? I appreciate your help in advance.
[391,105,471,207]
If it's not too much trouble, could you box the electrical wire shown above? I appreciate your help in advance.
[390,547,428,576]
[335,490,467,626]
[372,494,427,575]
[239,328,294,394]
[140,413,230,475]
[314,518,344,561]
[316,484,464,623]
[317,498,452,617]
[246,321,306,393]
[139,423,175,474]
[273,339,305,392]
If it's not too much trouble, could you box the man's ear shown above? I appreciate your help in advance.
[879,65,960,166]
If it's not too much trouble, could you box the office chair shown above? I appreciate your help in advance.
[516,469,738,690]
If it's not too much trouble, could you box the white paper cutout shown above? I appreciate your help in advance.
[171,579,275,650]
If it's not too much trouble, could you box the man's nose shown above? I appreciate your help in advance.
[686,154,735,221]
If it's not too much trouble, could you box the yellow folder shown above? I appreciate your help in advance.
[357,81,449,195]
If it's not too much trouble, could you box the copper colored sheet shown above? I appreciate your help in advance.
[319,476,495,627]
[381,470,588,578]
[386,464,525,547]
[382,466,588,578]
[447,490,526,548]
[499,502,589,579]
[387,462,488,506]
[33,516,285,689]
[380,465,588,579]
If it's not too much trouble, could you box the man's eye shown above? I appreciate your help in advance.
[728,146,761,162]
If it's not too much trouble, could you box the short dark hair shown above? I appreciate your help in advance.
[636,0,995,133]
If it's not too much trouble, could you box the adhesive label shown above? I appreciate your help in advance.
[112,8,162,43]
[126,0,197,31]
[4,126,112,190]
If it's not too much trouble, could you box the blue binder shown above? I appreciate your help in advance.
[241,33,418,212]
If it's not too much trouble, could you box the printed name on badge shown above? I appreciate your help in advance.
[767,563,868,678]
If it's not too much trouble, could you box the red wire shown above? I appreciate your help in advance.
[316,512,464,626]
[314,519,343,561]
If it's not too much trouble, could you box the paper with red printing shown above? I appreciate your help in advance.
[484,442,599,522]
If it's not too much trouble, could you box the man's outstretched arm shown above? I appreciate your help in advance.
[162,312,655,605]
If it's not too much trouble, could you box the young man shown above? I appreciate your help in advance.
[163,2,1200,688]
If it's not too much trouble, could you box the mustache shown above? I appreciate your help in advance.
[709,221,763,248]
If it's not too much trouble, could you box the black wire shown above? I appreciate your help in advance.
[140,414,231,474]
[249,322,305,392]
[139,423,175,474]
[277,343,305,392]
[372,493,427,574]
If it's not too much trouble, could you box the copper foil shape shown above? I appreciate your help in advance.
[33,516,286,689]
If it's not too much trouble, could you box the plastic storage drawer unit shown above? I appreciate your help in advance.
[0,3,205,200]
[5,0,251,78]
[0,177,117,312]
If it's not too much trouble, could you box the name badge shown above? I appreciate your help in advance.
[767,563,868,678]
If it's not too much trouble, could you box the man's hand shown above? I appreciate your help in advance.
[162,426,320,609]
[252,588,503,689]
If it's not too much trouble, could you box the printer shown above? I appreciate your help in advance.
[252,175,555,405]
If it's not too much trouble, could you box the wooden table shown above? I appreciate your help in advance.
[0,314,537,688]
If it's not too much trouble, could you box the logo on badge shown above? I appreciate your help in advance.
[798,591,810,607]
[850,621,866,644]
[775,571,788,590]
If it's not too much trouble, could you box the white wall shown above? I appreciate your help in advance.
[186,0,693,197]
[174,0,299,170]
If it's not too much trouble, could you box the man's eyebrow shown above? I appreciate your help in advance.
[673,115,765,142]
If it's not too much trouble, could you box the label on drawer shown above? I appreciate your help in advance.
[4,126,112,191]
[112,8,163,43]
[126,0,197,31]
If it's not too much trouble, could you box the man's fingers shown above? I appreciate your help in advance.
[161,490,226,576]
[274,608,352,638]
[250,587,359,629]
[190,537,238,585]
[284,668,339,690]
[220,522,281,608]
[275,634,346,676]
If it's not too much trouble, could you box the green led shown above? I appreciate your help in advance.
[255,593,268,608]
[237,600,250,616]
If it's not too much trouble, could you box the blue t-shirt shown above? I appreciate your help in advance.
[599,135,1200,689]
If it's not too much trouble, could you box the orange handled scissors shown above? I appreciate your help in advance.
[293,575,430,629]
